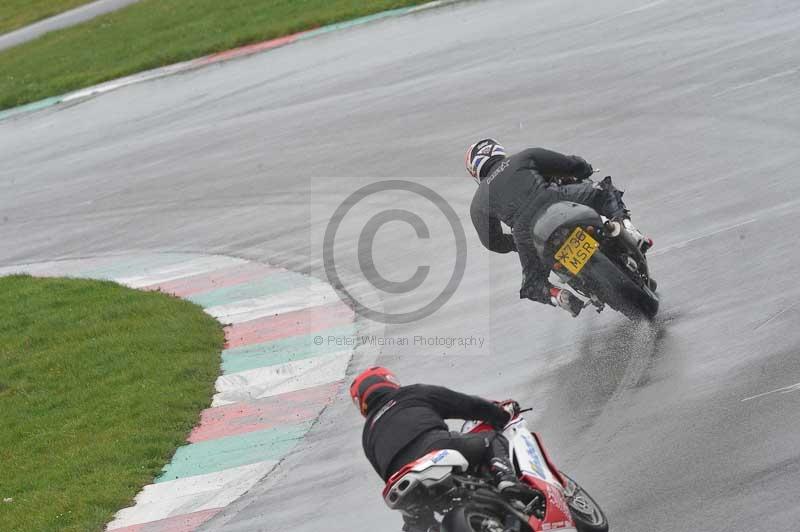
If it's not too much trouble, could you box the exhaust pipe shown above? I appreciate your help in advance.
[604,221,649,280]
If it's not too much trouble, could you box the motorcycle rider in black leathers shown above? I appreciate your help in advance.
[466,139,652,317]
[351,366,537,532]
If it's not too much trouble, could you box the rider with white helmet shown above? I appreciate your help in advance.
[466,139,652,317]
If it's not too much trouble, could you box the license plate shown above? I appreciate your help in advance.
[555,227,599,275]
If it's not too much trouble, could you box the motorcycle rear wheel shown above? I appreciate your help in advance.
[441,505,513,532]
[562,474,609,532]
[577,250,659,320]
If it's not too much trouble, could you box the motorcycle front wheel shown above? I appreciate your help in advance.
[561,473,609,532]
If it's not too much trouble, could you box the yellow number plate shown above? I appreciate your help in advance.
[555,227,599,275]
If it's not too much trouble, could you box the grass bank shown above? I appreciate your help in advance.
[0,275,224,532]
[0,0,432,111]
[0,0,96,35]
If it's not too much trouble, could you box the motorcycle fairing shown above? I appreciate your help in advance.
[532,201,603,258]
[503,418,575,529]
[505,418,560,485]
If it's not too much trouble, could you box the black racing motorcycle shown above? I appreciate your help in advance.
[532,190,659,320]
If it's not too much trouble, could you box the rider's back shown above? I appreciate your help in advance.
[361,384,507,481]
[470,148,581,237]
[470,149,554,229]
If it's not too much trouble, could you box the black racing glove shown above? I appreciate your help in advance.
[490,400,520,429]
[482,403,509,430]
[498,399,521,419]
[570,156,594,180]
[520,277,553,304]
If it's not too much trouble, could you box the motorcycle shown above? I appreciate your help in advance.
[532,177,658,320]
[382,410,608,532]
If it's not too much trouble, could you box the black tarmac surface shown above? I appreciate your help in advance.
[2,1,800,530]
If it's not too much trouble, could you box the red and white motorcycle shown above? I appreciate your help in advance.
[382,410,608,532]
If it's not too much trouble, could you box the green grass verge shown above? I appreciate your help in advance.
[0,275,224,532]
[0,0,432,111]
[0,0,96,35]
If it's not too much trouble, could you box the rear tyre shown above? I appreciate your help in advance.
[441,505,515,532]
[577,251,659,320]
[562,474,609,532]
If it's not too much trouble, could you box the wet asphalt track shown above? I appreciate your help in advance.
[2,0,800,530]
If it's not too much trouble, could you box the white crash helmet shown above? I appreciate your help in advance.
[465,138,506,182]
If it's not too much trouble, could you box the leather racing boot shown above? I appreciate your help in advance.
[489,457,539,505]
[550,287,584,318]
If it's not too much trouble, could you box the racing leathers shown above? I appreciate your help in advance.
[360,384,523,530]
[469,148,628,305]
